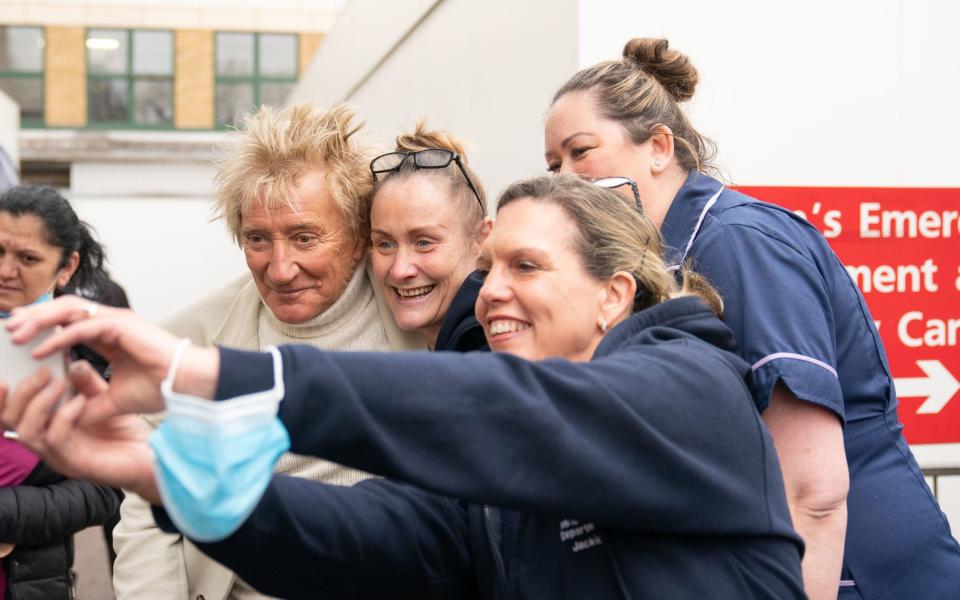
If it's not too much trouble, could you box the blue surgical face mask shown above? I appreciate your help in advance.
[148,345,290,543]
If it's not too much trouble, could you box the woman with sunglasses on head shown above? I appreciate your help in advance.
[544,37,960,600]
[0,186,121,600]
[369,122,489,352]
[4,174,804,599]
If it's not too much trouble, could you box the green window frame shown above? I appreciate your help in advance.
[215,32,299,128]
[0,25,45,128]
[86,28,175,129]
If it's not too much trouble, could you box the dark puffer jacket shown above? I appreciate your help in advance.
[1,462,120,600]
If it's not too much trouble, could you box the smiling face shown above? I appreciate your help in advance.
[475,198,608,362]
[544,90,652,198]
[371,174,481,348]
[241,168,364,324]
[0,212,77,313]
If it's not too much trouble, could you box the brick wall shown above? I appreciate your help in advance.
[33,26,320,129]
[175,29,214,129]
[44,26,86,127]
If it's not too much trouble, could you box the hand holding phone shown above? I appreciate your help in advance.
[0,327,67,398]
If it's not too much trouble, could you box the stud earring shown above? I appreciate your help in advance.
[598,318,608,334]
[654,160,662,168]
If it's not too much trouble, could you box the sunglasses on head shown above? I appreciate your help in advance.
[370,149,484,212]
[591,175,651,303]
[591,176,642,213]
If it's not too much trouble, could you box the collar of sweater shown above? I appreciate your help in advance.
[259,265,374,341]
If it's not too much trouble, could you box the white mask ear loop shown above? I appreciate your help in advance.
[161,338,193,397]
[161,341,285,417]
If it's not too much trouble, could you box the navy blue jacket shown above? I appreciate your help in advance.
[433,271,486,353]
[158,296,804,599]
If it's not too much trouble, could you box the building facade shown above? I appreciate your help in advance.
[1,0,338,185]
[0,1,343,326]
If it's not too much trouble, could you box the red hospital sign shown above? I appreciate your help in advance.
[735,186,960,445]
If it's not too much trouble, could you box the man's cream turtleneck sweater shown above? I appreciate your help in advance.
[232,266,391,599]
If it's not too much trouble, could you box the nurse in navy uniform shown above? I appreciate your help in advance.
[544,36,960,600]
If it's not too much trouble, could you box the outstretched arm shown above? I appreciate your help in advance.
[155,476,477,600]
[216,335,782,538]
[4,296,786,540]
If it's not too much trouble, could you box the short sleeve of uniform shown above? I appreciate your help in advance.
[689,215,844,421]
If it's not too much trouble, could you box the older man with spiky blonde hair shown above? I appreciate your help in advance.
[112,103,419,600]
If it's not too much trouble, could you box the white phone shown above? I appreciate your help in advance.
[0,327,67,397]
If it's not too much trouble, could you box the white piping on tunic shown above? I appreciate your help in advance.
[667,184,725,272]
[751,352,839,377]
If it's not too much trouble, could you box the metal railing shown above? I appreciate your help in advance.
[923,467,960,500]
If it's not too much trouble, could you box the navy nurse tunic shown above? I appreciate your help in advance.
[660,172,960,599]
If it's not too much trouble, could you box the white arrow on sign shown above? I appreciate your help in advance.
[894,360,960,414]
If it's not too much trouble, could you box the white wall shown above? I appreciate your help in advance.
[67,162,246,323]
[579,0,960,187]
[72,162,220,198]
[291,0,579,201]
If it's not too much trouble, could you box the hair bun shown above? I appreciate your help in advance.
[622,38,698,102]
[394,119,468,160]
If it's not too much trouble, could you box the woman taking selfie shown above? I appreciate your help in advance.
[0,186,120,600]
[4,175,804,599]
[543,37,960,599]
[369,123,488,352]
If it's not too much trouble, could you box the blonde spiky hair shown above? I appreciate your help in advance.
[214,103,375,246]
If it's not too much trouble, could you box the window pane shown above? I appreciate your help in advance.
[0,77,42,120]
[133,30,172,76]
[0,27,43,72]
[133,78,172,125]
[259,34,297,78]
[216,82,254,126]
[89,78,128,122]
[259,82,293,108]
[216,33,253,76]
[87,30,127,75]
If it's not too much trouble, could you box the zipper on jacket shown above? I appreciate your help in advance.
[483,505,510,597]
